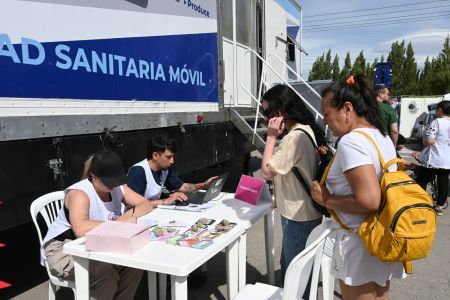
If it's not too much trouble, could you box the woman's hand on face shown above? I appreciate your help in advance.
[311,180,330,205]
[267,117,285,138]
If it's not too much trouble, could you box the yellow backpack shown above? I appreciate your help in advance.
[322,130,437,273]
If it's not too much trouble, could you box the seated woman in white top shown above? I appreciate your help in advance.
[41,150,153,300]
[311,75,404,300]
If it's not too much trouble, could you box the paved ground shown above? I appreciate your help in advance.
[2,145,449,300]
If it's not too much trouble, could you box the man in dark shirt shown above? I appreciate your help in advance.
[127,135,216,206]
[375,86,399,146]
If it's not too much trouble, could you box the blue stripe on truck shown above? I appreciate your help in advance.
[0,32,218,102]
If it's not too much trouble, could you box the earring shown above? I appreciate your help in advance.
[345,115,349,123]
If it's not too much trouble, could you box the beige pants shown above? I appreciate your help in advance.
[44,239,143,300]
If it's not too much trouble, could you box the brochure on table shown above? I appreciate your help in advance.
[157,202,215,212]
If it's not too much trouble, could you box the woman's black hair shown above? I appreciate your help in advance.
[261,84,327,147]
[437,100,450,115]
[320,74,386,135]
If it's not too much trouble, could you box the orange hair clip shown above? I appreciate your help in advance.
[346,75,355,86]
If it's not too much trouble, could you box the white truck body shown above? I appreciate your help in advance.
[0,0,300,230]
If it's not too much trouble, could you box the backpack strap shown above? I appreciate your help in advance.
[293,128,318,150]
[315,149,356,232]
[291,128,317,193]
[353,130,386,169]
[403,261,413,274]
[320,130,390,233]
[354,130,405,173]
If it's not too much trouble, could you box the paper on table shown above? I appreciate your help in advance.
[158,202,215,212]
[137,218,158,227]
[159,220,190,227]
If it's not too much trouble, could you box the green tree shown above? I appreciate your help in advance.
[351,50,366,75]
[340,52,352,81]
[308,53,325,81]
[380,54,385,63]
[323,49,333,80]
[430,35,450,94]
[366,58,378,87]
[332,54,340,81]
[419,57,433,95]
[403,42,419,95]
[387,40,406,94]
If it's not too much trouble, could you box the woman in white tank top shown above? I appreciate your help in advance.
[311,75,404,300]
[42,150,153,300]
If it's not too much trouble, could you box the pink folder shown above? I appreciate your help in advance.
[234,175,265,205]
[86,221,150,254]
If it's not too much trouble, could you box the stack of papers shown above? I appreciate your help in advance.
[157,202,215,212]
[137,218,158,227]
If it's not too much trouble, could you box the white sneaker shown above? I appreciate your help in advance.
[434,205,443,216]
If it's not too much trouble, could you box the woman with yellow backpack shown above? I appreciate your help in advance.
[311,75,405,300]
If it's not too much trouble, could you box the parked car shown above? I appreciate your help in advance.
[411,104,437,140]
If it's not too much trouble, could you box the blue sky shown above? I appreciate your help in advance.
[279,0,450,76]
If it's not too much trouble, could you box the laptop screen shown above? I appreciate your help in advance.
[203,172,229,201]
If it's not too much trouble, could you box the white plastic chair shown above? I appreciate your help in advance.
[30,191,76,300]
[321,234,336,300]
[234,220,333,300]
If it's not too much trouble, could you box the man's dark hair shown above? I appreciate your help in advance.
[397,134,406,146]
[374,85,388,96]
[146,135,177,160]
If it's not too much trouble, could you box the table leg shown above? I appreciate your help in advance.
[264,210,275,285]
[159,273,167,300]
[73,256,89,299]
[226,238,239,299]
[200,263,207,273]
[147,271,157,300]
[238,232,247,291]
[170,275,188,300]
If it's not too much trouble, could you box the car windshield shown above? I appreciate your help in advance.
[426,111,436,126]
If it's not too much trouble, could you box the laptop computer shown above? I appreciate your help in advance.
[176,172,229,205]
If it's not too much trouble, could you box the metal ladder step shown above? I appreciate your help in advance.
[230,109,266,153]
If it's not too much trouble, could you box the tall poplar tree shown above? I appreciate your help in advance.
[419,57,433,95]
[308,54,325,81]
[323,49,333,80]
[332,54,340,81]
[431,35,450,94]
[403,42,418,95]
[366,58,377,86]
[340,52,352,81]
[351,50,366,75]
[387,40,406,94]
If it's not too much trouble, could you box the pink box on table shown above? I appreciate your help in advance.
[85,221,150,254]
[234,175,265,206]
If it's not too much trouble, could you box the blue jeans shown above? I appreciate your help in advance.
[280,216,322,282]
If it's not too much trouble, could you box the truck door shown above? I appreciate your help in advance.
[263,0,288,87]
[220,0,258,107]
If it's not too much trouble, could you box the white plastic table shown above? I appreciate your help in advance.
[64,192,274,300]
[145,192,275,290]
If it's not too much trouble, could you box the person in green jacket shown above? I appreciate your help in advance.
[375,86,398,146]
